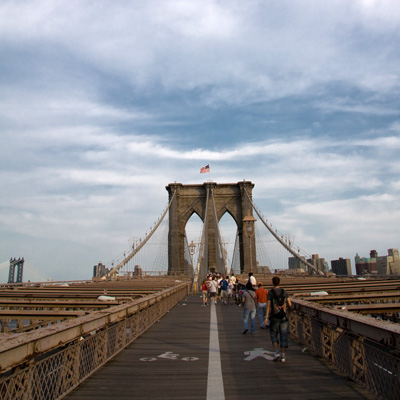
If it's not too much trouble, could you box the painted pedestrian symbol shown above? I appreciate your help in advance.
[244,348,276,361]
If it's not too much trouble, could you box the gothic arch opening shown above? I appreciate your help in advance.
[218,211,238,273]
[185,212,203,272]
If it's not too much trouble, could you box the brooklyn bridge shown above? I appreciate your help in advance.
[0,181,399,400]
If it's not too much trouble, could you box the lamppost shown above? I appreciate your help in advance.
[243,210,257,273]
[188,240,197,293]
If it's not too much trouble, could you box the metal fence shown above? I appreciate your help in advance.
[290,298,400,400]
[0,282,190,400]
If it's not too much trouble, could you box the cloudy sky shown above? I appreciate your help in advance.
[1,0,400,281]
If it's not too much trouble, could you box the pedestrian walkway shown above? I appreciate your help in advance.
[64,295,376,400]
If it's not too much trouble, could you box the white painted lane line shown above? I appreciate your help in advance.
[207,303,225,400]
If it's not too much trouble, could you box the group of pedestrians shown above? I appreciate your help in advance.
[201,273,237,306]
[241,274,291,363]
[200,272,291,363]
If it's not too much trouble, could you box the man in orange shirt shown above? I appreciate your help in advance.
[255,282,268,329]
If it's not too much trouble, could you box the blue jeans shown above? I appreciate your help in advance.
[257,303,267,327]
[243,308,256,334]
[269,317,289,348]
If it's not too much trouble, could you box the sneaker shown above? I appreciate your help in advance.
[242,329,248,335]
[273,352,281,361]
[281,355,286,363]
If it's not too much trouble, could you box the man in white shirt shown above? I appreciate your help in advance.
[208,276,218,305]
[248,272,256,287]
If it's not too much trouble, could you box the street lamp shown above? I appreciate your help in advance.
[243,210,257,273]
[188,240,197,294]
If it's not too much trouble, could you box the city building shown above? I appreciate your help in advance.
[376,249,400,275]
[331,257,352,276]
[307,254,329,274]
[355,249,400,276]
[93,261,109,278]
[288,256,306,271]
[355,252,377,275]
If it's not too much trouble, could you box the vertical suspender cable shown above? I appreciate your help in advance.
[243,189,324,276]
[104,190,177,278]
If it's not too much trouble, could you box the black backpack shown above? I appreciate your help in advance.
[270,288,287,319]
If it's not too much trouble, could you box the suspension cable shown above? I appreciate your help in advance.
[243,189,324,275]
[104,190,177,278]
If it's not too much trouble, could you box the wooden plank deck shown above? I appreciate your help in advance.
[64,295,377,400]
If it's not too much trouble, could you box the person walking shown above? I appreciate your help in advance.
[248,272,257,286]
[227,277,234,305]
[265,276,291,362]
[217,274,223,304]
[208,276,218,305]
[255,282,268,328]
[201,279,209,306]
[242,281,257,334]
[219,275,229,304]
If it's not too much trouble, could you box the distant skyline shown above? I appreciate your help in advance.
[1,1,400,281]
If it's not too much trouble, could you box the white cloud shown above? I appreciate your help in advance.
[352,136,400,148]
[0,90,150,127]
[1,1,400,280]
[316,99,400,116]
[2,0,400,105]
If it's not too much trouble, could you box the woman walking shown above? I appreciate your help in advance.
[201,279,209,306]
[242,281,257,334]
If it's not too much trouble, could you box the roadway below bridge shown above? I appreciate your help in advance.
[64,294,376,400]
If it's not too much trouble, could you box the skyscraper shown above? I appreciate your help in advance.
[331,258,352,276]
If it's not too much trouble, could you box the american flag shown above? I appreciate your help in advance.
[200,164,210,173]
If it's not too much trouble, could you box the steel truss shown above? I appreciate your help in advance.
[289,298,400,400]
[0,282,190,400]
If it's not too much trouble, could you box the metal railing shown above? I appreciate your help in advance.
[0,282,191,400]
[289,298,400,400]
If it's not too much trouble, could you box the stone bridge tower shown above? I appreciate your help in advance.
[166,181,256,275]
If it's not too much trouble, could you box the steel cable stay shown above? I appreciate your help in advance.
[104,190,177,278]
[23,262,52,282]
[151,222,169,273]
[183,233,194,277]
[230,228,240,274]
[210,188,229,276]
[193,186,210,288]
[243,188,324,275]
[0,260,10,271]
[254,222,273,270]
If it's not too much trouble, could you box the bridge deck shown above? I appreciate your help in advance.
[64,295,376,400]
